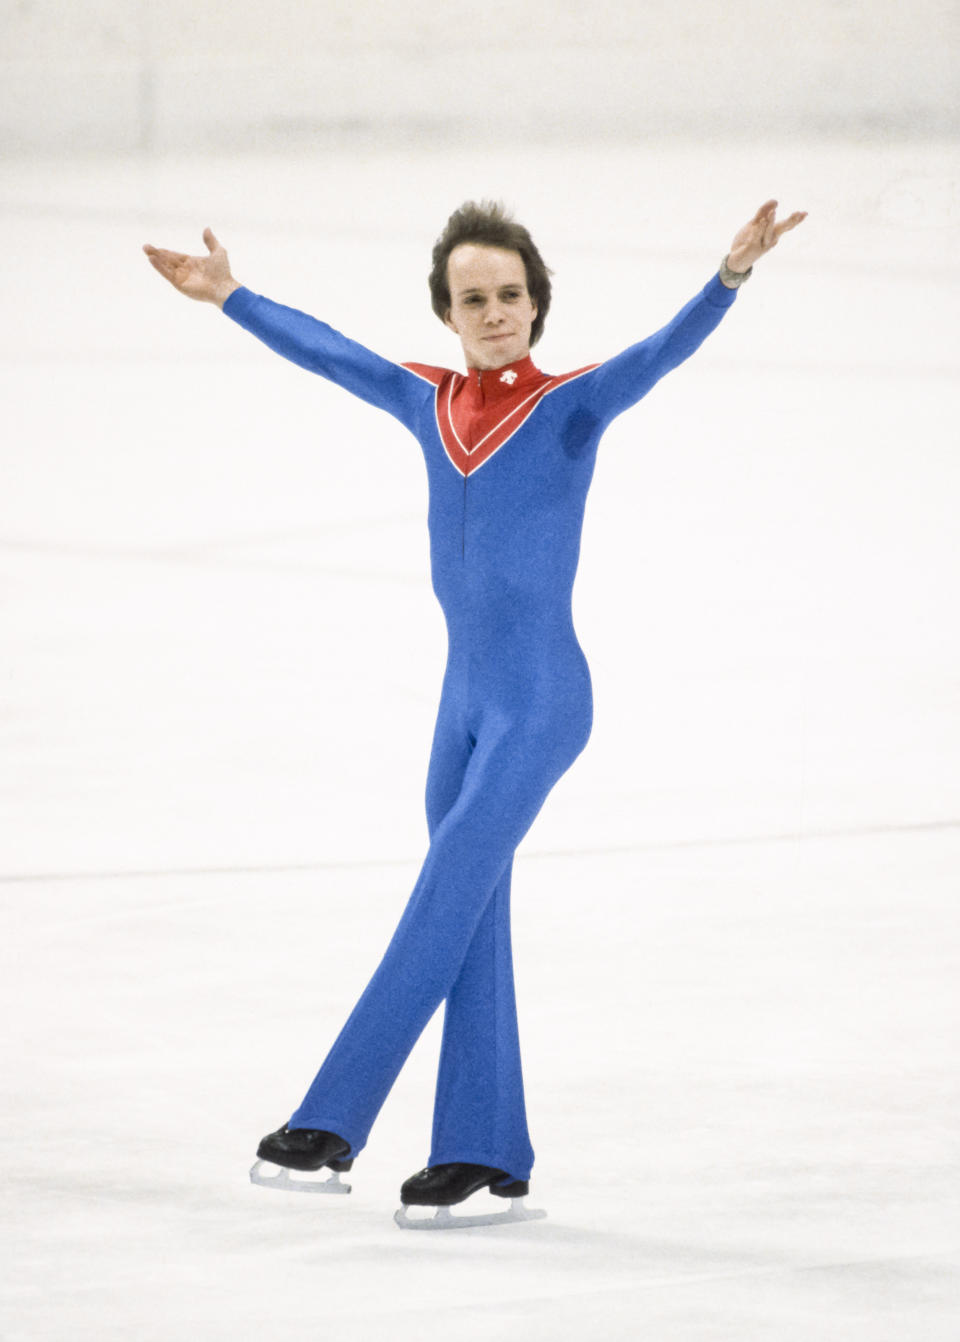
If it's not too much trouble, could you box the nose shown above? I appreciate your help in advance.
[483,300,505,326]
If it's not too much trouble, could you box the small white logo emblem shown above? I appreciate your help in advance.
[499,370,518,385]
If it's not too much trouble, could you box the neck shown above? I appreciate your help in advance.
[467,352,536,374]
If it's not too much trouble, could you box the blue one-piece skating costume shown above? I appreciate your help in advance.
[224,273,737,1182]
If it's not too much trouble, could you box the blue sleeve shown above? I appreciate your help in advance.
[585,273,737,426]
[222,287,430,434]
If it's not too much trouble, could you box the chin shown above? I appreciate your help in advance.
[476,345,523,370]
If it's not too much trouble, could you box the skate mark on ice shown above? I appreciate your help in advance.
[5,817,960,890]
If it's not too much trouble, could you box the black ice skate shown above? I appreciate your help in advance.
[394,1162,546,1230]
[249,1125,354,1195]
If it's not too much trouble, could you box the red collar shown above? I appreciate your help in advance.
[402,354,599,477]
[466,355,544,401]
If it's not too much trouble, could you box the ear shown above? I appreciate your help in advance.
[443,309,459,334]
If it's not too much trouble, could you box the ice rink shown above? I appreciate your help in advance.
[2,137,958,1339]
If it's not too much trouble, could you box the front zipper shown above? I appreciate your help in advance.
[462,370,483,561]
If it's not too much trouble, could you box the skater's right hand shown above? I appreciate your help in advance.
[142,228,241,308]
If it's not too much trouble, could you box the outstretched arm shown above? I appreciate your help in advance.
[143,228,241,308]
[143,229,432,434]
[585,199,807,421]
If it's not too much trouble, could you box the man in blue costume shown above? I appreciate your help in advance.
[144,197,806,1227]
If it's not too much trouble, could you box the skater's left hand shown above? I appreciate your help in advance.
[726,200,807,274]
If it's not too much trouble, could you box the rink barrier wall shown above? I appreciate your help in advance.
[1,0,957,151]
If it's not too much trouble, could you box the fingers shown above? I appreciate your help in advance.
[752,198,778,224]
[142,244,186,283]
[143,245,171,275]
[143,230,218,262]
[143,244,184,263]
[142,228,222,273]
[774,210,808,239]
[750,202,808,251]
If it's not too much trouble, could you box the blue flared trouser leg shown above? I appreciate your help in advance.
[428,857,535,1178]
[289,708,587,1181]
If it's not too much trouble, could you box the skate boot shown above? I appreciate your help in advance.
[249,1125,354,1195]
[394,1162,546,1230]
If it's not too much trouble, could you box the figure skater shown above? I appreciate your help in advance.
[144,196,806,1227]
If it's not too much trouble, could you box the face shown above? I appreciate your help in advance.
[443,244,538,370]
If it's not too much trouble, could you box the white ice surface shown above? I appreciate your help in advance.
[1,140,958,1340]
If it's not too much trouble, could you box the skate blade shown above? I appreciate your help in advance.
[249,1159,351,1195]
[394,1197,546,1230]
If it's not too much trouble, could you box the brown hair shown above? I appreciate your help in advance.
[428,200,552,346]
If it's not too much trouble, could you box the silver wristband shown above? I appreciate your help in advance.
[719,254,753,288]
